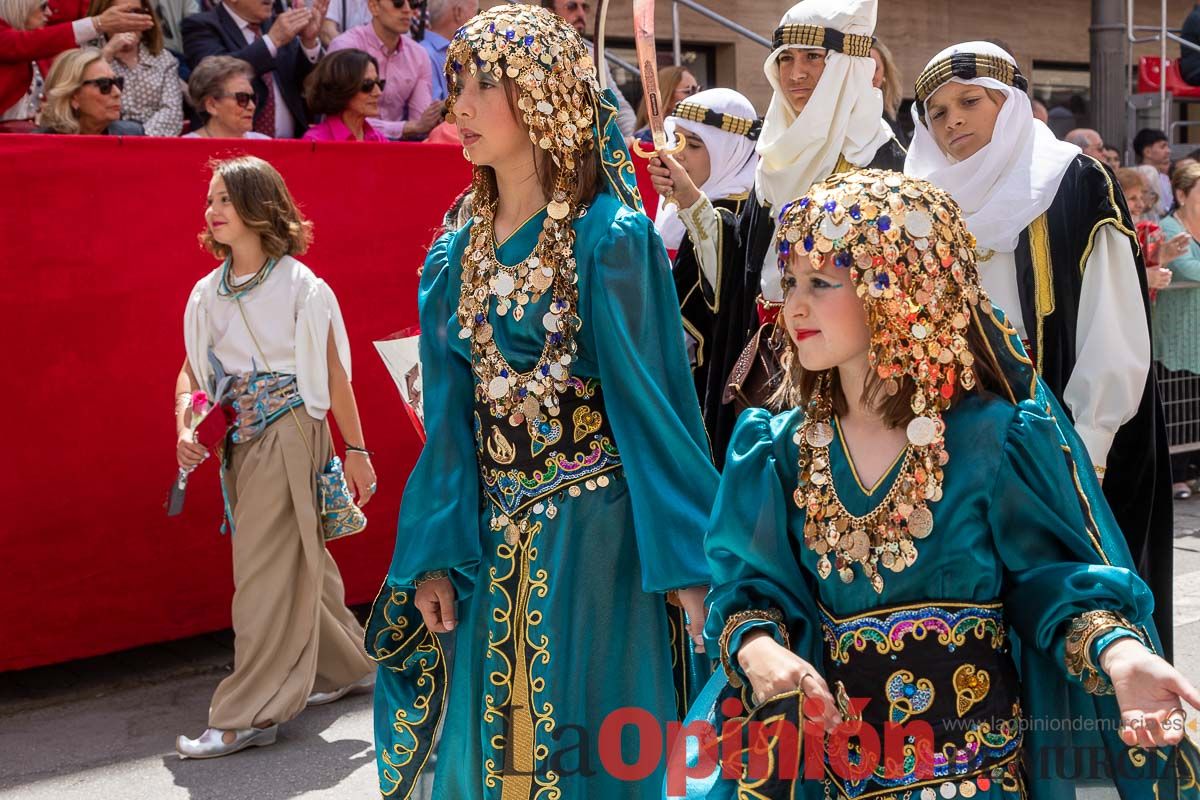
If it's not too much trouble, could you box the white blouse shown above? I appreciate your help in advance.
[183,256,352,420]
[977,226,1150,470]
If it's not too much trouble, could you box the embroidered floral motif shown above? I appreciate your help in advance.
[886,669,936,724]
[820,602,1007,666]
[953,665,991,718]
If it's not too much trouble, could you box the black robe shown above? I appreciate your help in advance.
[702,137,908,468]
[672,195,748,467]
[1012,154,1174,658]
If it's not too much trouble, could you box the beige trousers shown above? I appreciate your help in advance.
[208,412,374,730]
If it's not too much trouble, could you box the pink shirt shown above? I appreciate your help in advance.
[301,114,387,143]
[327,25,433,140]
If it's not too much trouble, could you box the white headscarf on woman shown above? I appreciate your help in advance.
[755,0,892,210]
[655,88,759,251]
[904,41,1080,254]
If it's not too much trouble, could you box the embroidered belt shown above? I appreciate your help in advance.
[474,377,621,529]
[818,601,1024,799]
[223,372,305,445]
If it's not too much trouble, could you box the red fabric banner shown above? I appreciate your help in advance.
[0,134,659,671]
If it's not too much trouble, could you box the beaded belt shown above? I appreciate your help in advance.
[474,377,621,545]
[817,601,1024,799]
[223,372,305,445]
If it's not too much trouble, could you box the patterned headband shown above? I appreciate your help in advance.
[914,52,1029,120]
[671,101,763,140]
[772,24,875,58]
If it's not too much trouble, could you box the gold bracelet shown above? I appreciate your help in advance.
[1064,609,1140,695]
[718,608,789,688]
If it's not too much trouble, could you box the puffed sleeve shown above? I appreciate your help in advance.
[294,274,351,420]
[987,399,1153,689]
[586,210,718,593]
[183,273,214,393]
[704,409,820,679]
[385,232,483,599]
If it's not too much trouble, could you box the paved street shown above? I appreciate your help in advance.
[2,507,1199,800]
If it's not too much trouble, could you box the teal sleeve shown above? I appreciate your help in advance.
[1160,216,1200,281]
[387,232,483,599]
[986,400,1154,685]
[586,210,718,593]
[703,409,817,665]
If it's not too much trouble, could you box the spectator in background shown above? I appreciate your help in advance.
[1153,162,1200,496]
[540,0,635,137]
[1066,127,1106,161]
[182,0,328,138]
[1180,1,1200,85]
[1135,127,1174,216]
[1031,95,1049,124]
[328,0,439,139]
[301,47,384,141]
[1102,145,1122,170]
[154,0,199,58]
[184,54,267,137]
[86,0,182,135]
[1118,166,1162,223]
[870,38,907,146]
[1117,166,1180,301]
[320,0,370,45]
[633,64,695,138]
[0,0,151,130]
[36,45,145,132]
[419,0,473,101]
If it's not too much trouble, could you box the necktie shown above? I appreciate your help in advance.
[247,22,277,138]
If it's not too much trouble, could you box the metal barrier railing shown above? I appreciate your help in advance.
[1154,280,1200,454]
[1126,0,1200,139]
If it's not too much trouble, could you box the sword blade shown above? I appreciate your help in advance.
[633,0,669,152]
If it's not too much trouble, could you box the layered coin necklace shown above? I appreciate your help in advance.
[457,190,582,431]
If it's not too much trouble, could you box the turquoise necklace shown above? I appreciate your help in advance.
[217,257,277,300]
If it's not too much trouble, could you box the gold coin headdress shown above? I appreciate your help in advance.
[446,5,599,187]
[774,169,988,593]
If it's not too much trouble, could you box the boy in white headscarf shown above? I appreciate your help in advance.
[650,0,904,467]
[905,41,1174,658]
[649,87,759,457]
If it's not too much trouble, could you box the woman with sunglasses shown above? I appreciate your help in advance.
[184,54,269,139]
[0,0,151,130]
[36,46,144,133]
[84,0,181,136]
[302,48,385,142]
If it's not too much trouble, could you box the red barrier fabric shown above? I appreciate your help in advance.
[0,134,660,672]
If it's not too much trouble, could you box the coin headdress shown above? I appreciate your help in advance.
[774,169,989,593]
[447,4,640,433]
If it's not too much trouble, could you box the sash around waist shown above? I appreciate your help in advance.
[817,600,1023,799]
[474,376,622,518]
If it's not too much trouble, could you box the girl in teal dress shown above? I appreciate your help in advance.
[668,170,1200,800]
[366,5,716,798]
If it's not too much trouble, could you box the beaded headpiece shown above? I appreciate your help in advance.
[671,100,763,140]
[775,169,989,592]
[446,4,599,179]
[913,51,1028,123]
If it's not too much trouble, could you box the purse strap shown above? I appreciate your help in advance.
[233,295,331,472]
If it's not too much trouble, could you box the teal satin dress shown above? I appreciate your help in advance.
[669,314,1200,800]
[370,191,717,799]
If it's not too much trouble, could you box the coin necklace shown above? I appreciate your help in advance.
[457,190,582,432]
[794,373,941,594]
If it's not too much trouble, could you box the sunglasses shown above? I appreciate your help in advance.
[361,78,387,93]
[216,91,254,108]
[386,0,423,8]
[564,0,590,11]
[82,76,124,94]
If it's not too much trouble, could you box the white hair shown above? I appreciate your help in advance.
[426,0,471,25]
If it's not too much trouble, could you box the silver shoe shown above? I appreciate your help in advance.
[175,725,278,759]
[306,673,376,707]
